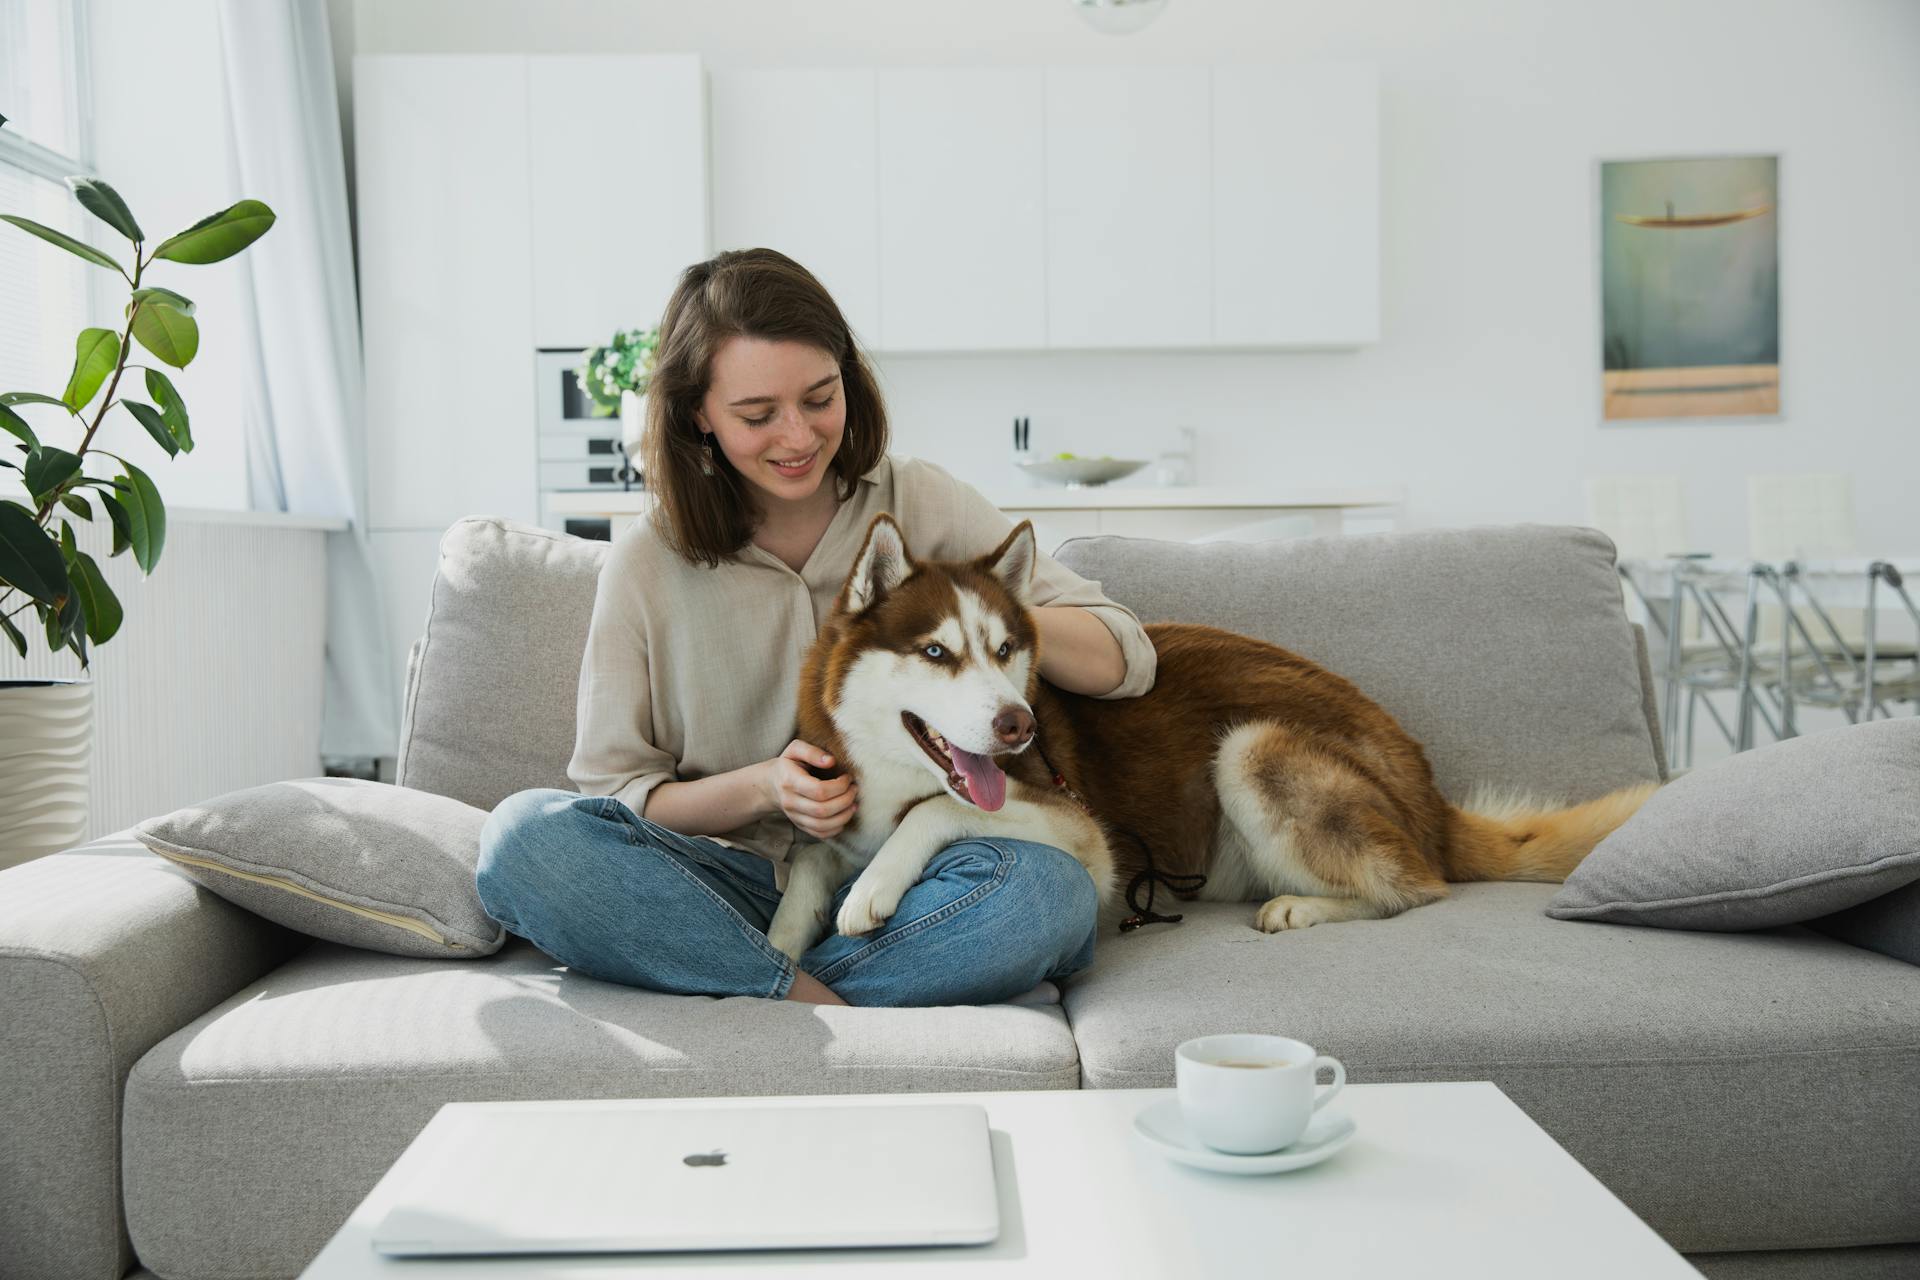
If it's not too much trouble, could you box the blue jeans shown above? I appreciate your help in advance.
[474,788,1098,1007]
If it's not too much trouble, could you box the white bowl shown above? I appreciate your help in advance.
[1016,456,1149,487]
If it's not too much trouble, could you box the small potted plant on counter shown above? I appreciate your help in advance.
[575,327,659,471]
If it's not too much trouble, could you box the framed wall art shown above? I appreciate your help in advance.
[1599,154,1780,423]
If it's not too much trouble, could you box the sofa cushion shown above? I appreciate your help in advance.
[1062,885,1920,1254]
[134,777,504,959]
[121,938,1081,1279]
[396,518,606,810]
[1054,525,1666,802]
[1550,719,1920,930]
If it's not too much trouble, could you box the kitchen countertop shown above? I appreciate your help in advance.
[990,485,1403,510]
[547,486,1404,513]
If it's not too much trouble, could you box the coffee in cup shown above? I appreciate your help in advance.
[1175,1034,1345,1154]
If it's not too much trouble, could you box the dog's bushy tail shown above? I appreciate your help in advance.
[1441,782,1660,882]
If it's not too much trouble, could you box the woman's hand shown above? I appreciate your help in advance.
[762,739,858,839]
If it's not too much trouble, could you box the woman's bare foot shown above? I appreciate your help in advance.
[785,969,848,1005]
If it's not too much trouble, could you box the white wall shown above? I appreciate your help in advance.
[344,0,1920,556]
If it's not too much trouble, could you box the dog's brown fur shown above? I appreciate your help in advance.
[780,515,1657,939]
[1024,623,1657,927]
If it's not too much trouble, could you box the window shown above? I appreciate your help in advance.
[1,0,96,411]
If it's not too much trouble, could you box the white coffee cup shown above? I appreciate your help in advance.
[1175,1034,1346,1155]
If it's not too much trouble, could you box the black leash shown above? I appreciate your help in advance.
[1119,865,1209,932]
[1030,735,1206,933]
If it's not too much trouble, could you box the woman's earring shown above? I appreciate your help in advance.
[699,435,717,477]
[846,422,856,449]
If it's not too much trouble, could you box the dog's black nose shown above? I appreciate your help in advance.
[993,707,1035,748]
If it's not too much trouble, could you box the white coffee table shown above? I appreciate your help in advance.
[299,1082,1700,1278]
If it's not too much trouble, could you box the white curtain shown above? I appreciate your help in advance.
[213,0,397,762]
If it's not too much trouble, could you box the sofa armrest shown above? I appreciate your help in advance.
[0,832,306,1280]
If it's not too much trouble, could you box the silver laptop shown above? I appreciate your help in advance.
[372,1102,1000,1256]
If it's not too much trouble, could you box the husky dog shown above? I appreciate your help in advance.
[763,514,1658,962]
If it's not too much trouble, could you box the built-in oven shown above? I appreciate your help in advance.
[534,347,642,541]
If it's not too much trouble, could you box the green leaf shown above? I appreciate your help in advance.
[67,176,143,243]
[118,459,166,573]
[63,327,121,412]
[24,446,82,502]
[0,607,26,659]
[60,492,93,520]
[0,403,37,451]
[122,401,180,457]
[130,302,199,369]
[152,199,276,264]
[44,584,81,653]
[0,499,69,605]
[0,214,125,274]
[128,285,195,316]
[99,491,132,557]
[0,391,75,411]
[69,547,121,644]
[144,369,193,451]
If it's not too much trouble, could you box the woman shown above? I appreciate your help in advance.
[475,248,1157,1007]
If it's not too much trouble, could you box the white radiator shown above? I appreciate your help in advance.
[0,509,340,841]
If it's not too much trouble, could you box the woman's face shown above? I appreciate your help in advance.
[693,335,847,511]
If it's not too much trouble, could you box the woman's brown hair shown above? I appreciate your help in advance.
[642,248,890,567]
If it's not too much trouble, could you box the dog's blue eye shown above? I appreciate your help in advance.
[996,640,1013,659]
[923,644,945,660]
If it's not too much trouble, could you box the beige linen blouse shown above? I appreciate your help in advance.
[566,454,1158,888]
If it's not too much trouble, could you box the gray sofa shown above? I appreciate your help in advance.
[3,519,1916,1280]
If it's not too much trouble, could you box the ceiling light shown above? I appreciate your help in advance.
[1075,0,1169,36]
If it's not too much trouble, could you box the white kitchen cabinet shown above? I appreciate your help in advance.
[357,55,538,532]
[875,68,1047,352]
[709,69,881,349]
[529,55,708,349]
[1213,63,1380,347]
[1044,67,1213,350]
[705,62,1379,355]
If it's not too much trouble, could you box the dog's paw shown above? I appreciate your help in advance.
[836,877,906,937]
[1255,895,1333,933]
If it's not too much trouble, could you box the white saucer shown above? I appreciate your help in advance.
[1132,1098,1357,1174]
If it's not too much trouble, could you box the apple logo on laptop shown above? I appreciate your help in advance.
[683,1150,728,1167]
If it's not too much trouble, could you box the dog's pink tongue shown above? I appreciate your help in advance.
[950,746,1007,812]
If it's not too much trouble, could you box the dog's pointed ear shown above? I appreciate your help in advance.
[985,521,1037,606]
[841,513,912,614]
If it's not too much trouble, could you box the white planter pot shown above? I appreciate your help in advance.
[619,389,647,461]
[0,678,92,870]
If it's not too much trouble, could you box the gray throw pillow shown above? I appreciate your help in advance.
[134,777,504,958]
[1548,718,1920,930]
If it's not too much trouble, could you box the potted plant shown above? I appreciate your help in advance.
[0,168,275,868]
[575,327,658,467]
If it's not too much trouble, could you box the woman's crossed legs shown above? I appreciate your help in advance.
[475,788,1098,1007]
